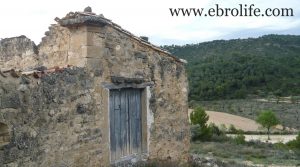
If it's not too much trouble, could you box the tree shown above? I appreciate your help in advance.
[190,106,209,127]
[190,106,212,141]
[162,35,300,101]
[256,110,279,140]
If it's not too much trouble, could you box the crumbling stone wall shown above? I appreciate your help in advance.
[0,68,106,166]
[0,7,190,167]
[0,36,39,69]
[39,25,90,68]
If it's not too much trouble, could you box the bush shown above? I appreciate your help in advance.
[211,133,231,142]
[190,106,208,127]
[191,124,212,141]
[233,133,246,145]
[286,132,300,150]
[219,124,227,133]
[274,142,289,150]
[209,123,223,136]
[134,159,189,167]
[228,124,238,134]
[227,124,244,134]
[190,106,212,141]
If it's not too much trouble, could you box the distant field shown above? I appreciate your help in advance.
[188,109,283,132]
[197,99,300,130]
[206,111,297,143]
[206,110,261,131]
[189,109,297,143]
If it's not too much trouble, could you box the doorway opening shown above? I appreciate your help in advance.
[109,88,147,163]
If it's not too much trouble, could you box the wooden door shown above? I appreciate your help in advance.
[109,88,142,163]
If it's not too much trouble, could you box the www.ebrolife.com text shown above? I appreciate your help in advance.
[170,4,294,17]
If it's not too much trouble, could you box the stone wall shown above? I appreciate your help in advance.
[84,25,190,161]
[0,8,190,166]
[39,25,89,68]
[0,67,106,166]
[0,36,39,70]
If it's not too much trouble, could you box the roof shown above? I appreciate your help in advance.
[55,7,187,64]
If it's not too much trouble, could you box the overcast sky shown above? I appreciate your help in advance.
[0,0,299,45]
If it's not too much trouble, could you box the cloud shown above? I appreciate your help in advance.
[0,0,299,45]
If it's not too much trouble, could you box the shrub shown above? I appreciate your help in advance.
[190,106,208,127]
[211,133,230,142]
[191,125,212,141]
[209,123,223,136]
[233,133,246,145]
[229,124,238,134]
[219,124,227,133]
[134,159,189,167]
[286,132,300,150]
[190,106,212,141]
[274,142,289,150]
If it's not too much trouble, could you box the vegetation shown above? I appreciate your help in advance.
[196,99,300,130]
[228,124,239,134]
[172,34,300,166]
[286,132,300,150]
[190,106,212,141]
[256,110,279,139]
[191,140,300,166]
[189,108,299,166]
[190,106,209,127]
[233,133,246,145]
[162,35,300,101]
[190,126,300,166]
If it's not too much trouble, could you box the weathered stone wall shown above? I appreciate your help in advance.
[84,25,190,161]
[39,25,89,68]
[0,36,39,69]
[0,66,189,167]
[0,68,108,167]
[0,9,189,166]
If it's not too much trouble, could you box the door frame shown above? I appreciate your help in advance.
[104,84,152,164]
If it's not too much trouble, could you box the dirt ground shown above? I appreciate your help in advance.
[188,109,260,131]
[227,134,297,143]
[206,110,261,131]
[188,109,283,132]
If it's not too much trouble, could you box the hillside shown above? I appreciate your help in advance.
[162,35,300,101]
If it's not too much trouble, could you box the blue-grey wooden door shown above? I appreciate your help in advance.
[110,88,142,162]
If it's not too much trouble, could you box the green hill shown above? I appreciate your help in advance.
[162,35,300,101]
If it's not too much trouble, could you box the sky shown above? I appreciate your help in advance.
[0,0,299,46]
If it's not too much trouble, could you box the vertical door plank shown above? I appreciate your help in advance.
[114,90,121,160]
[132,90,137,152]
[136,89,142,154]
[109,91,116,162]
[128,89,133,154]
[120,89,128,157]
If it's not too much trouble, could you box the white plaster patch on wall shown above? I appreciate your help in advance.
[182,87,187,93]
[146,86,154,155]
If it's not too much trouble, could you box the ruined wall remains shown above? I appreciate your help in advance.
[0,36,39,70]
[0,7,190,167]
[0,68,106,167]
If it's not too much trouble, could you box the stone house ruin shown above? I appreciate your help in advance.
[0,7,189,166]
